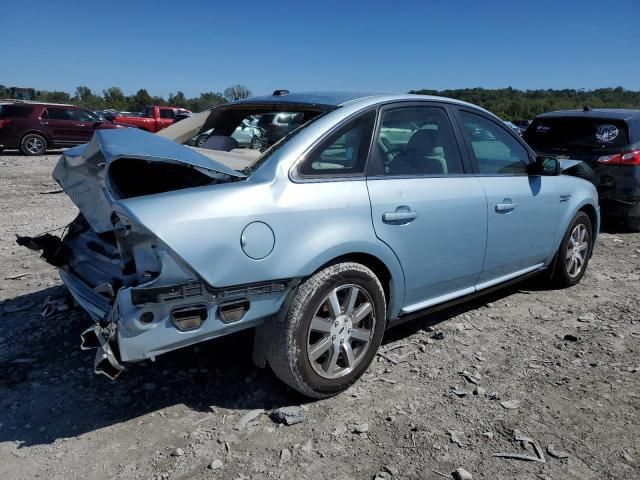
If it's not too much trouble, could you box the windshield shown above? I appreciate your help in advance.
[525,117,629,150]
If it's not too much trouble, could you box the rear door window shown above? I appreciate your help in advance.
[159,109,175,119]
[525,118,629,150]
[45,107,71,120]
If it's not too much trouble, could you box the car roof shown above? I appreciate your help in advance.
[231,91,483,111]
[536,108,640,121]
[0,100,75,108]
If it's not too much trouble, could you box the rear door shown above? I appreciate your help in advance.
[41,107,78,143]
[67,108,100,143]
[366,103,488,313]
[453,108,560,287]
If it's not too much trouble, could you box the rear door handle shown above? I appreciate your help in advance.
[382,206,418,224]
[76,123,86,127]
[40,121,49,125]
[495,198,517,212]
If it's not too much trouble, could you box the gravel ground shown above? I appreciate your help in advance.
[0,152,639,480]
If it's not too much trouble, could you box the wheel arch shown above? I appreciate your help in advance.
[302,248,405,321]
[578,203,599,242]
[20,129,50,146]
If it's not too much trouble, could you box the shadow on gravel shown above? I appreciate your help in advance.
[0,287,300,448]
[0,276,547,448]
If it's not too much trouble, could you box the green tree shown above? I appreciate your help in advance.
[129,88,153,111]
[73,86,103,109]
[36,90,71,103]
[223,85,252,101]
[102,87,128,110]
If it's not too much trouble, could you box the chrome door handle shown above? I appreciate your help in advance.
[495,199,517,212]
[76,123,86,127]
[382,206,418,224]
[40,121,49,125]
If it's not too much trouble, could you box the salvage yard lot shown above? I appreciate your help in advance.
[0,153,639,480]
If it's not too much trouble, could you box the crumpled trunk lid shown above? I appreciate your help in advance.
[53,128,244,233]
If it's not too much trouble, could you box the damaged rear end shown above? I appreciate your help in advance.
[19,129,287,379]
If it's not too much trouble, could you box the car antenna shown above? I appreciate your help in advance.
[273,89,290,96]
[583,105,592,112]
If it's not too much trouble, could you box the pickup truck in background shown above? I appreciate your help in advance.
[114,106,191,132]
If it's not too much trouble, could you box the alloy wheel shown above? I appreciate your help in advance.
[25,137,45,154]
[306,284,374,379]
[566,223,589,278]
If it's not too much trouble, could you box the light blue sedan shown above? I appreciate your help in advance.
[20,92,599,397]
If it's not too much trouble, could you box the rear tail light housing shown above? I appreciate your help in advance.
[0,119,11,128]
[597,149,640,166]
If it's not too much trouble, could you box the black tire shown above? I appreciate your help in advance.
[195,134,209,147]
[20,133,47,156]
[267,262,386,398]
[625,216,640,233]
[551,212,593,287]
[249,137,263,151]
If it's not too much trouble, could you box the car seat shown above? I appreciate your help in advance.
[391,129,447,175]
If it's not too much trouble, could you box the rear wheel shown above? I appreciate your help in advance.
[195,134,209,147]
[20,133,47,155]
[268,262,386,398]
[551,212,593,287]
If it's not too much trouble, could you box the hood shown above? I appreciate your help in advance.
[53,128,244,233]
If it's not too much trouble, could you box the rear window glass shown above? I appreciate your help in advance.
[524,118,629,150]
[0,105,34,118]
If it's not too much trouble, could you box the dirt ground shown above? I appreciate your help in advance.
[0,152,639,480]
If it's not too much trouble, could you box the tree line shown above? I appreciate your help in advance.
[410,87,640,120]
[2,83,640,119]
[0,84,252,113]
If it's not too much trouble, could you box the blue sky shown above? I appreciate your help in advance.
[2,0,638,97]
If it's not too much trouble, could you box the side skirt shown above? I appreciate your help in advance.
[388,267,546,328]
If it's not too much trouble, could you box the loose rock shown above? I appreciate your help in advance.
[451,386,467,397]
[208,459,223,470]
[431,331,446,340]
[271,406,305,426]
[354,422,369,434]
[500,399,521,409]
[547,444,569,459]
[452,467,473,480]
[171,448,184,457]
[279,448,291,465]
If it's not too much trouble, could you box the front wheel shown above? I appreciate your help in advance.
[551,212,593,287]
[268,262,386,398]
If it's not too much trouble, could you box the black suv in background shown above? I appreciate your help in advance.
[524,108,640,231]
[0,102,125,155]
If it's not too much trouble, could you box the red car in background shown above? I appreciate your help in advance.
[0,102,127,155]
[113,106,191,132]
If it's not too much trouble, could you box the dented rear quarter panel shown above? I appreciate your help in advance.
[113,175,406,319]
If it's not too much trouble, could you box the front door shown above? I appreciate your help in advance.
[67,108,100,143]
[366,104,488,314]
[454,109,560,287]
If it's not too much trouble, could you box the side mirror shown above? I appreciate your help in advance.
[528,156,561,176]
